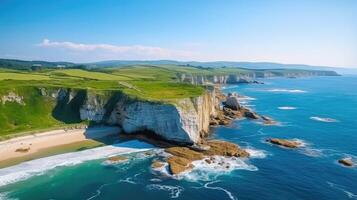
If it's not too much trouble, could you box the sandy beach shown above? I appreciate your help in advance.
[0,126,121,167]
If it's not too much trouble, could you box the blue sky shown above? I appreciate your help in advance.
[0,0,356,67]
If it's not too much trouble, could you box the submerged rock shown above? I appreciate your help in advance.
[338,158,354,167]
[267,138,301,148]
[261,115,277,125]
[106,156,128,163]
[151,160,165,169]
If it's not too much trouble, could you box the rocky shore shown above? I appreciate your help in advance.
[210,91,277,126]
[157,140,249,175]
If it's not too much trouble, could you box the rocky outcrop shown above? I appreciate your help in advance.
[338,158,354,167]
[267,138,301,148]
[210,91,277,126]
[164,140,249,175]
[223,93,241,110]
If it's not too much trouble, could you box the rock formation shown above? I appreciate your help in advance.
[338,158,354,167]
[164,140,249,175]
[223,93,241,110]
[267,138,301,148]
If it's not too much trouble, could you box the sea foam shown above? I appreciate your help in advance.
[278,106,297,110]
[267,89,307,93]
[146,184,184,198]
[310,116,339,123]
[327,182,357,199]
[0,140,153,187]
[204,181,238,200]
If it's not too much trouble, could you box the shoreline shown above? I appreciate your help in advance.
[0,126,121,169]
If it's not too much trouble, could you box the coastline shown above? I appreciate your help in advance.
[0,126,120,169]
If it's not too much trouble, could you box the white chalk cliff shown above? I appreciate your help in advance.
[68,88,218,144]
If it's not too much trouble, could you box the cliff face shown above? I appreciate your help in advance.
[179,70,339,85]
[180,74,256,85]
[62,88,218,144]
[105,89,216,144]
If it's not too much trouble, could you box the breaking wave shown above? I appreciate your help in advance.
[267,89,307,93]
[0,140,153,187]
[310,116,339,123]
[278,106,297,110]
[327,182,357,199]
[153,146,267,182]
[146,184,184,198]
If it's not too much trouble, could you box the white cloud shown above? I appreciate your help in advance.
[37,39,194,60]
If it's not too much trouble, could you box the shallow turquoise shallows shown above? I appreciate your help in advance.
[1,76,357,200]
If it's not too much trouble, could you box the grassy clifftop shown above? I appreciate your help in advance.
[0,63,339,137]
[0,65,207,137]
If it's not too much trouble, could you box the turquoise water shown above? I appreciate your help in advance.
[1,76,357,200]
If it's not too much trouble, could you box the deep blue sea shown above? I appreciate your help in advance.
[1,76,357,200]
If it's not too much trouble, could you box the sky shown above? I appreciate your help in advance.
[0,0,356,68]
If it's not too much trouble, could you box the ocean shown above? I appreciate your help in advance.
[1,76,356,200]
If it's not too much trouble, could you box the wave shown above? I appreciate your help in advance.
[327,182,357,199]
[237,96,256,101]
[0,192,18,200]
[87,183,114,200]
[266,89,307,93]
[204,181,238,200]
[118,177,137,185]
[152,155,258,182]
[182,152,264,182]
[278,106,297,110]
[149,178,162,182]
[245,148,268,159]
[146,184,184,198]
[0,140,154,187]
[298,147,324,157]
[310,116,339,123]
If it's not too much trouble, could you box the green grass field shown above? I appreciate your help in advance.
[0,72,51,80]
[52,69,132,80]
